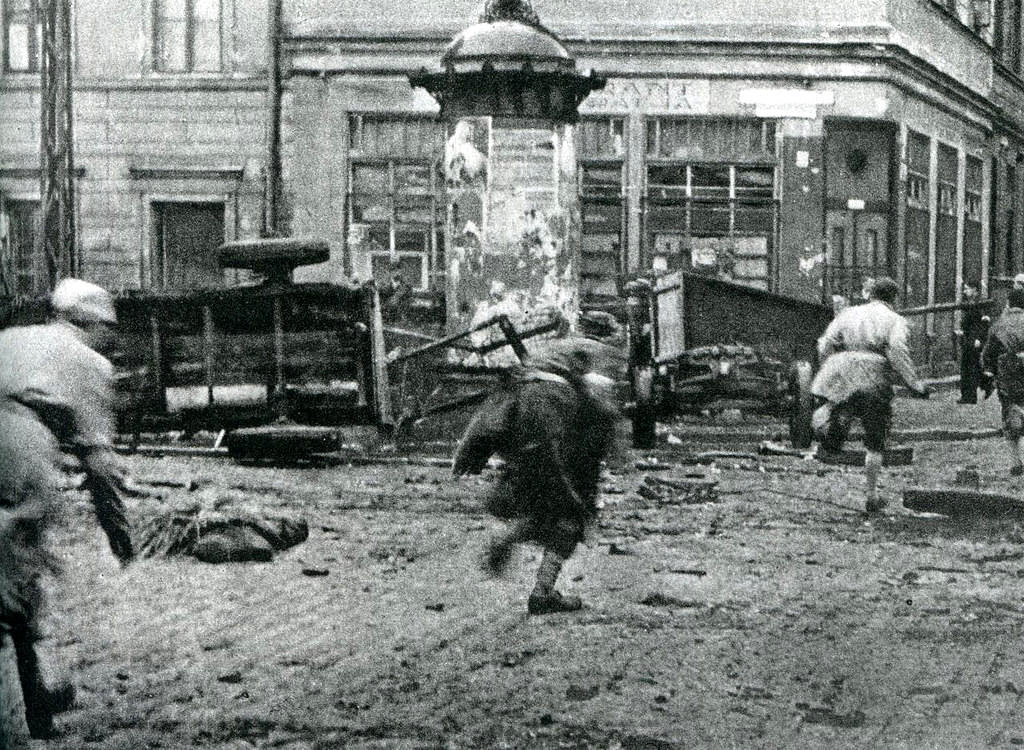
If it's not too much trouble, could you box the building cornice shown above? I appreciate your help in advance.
[0,76,266,93]
[127,163,245,180]
[283,35,1017,133]
[0,165,86,179]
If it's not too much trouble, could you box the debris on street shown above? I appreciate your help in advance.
[902,487,1024,518]
[816,445,915,466]
[637,474,719,505]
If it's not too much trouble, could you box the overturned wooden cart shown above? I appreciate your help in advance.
[628,271,833,448]
[113,238,393,461]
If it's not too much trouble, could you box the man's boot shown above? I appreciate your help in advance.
[527,548,582,615]
[14,633,75,739]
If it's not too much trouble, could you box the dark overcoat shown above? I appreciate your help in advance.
[453,367,617,557]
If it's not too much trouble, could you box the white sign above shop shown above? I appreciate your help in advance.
[739,88,835,119]
[579,79,711,114]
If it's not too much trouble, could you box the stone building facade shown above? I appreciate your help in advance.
[3,0,1024,361]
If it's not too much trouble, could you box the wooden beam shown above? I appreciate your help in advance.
[815,446,914,467]
[903,487,1024,518]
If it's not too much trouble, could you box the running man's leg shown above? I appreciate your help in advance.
[859,393,893,512]
[528,518,585,615]
[1001,400,1024,476]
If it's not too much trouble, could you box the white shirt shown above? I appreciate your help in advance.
[811,300,923,403]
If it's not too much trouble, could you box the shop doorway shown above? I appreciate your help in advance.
[823,120,896,300]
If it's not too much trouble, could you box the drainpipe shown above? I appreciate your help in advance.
[263,0,282,237]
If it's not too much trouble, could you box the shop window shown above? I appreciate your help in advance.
[347,116,446,292]
[578,117,627,302]
[963,155,984,289]
[935,143,959,302]
[906,130,930,211]
[579,118,625,159]
[3,0,38,72]
[965,156,983,222]
[647,117,776,162]
[580,164,624,300]
[153,0,221,73]
[904,131,930,305]
[646,162,777,289]
[1,199,42,295]
[937,183,957,215]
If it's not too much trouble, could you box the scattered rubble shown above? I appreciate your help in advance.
[637,474,719,505]
[639,592,703,609]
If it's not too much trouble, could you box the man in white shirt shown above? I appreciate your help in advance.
[0,279,134,738]
[811,277,930,512]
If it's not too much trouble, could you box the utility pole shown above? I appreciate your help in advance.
[263,0,282,238]
[37,0,76,288]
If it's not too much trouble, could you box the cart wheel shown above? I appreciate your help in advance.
[788,360,814,449]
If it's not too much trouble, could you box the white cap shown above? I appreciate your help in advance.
[1014,272,1024,289]
[50,278,117,325]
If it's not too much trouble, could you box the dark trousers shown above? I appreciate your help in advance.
[960,345,982,403]
[815,391,893,453]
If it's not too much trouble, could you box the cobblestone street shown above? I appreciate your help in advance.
[20,390,1024,749]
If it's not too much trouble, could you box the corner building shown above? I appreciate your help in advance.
[3,0,1024,366]
[277,0,1024,366]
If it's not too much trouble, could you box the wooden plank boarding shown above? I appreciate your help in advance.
[203,305,215,406]
[367,284,394,431]
[815,446,914,467]
[272,293,287,419]
[903,488,1024,519]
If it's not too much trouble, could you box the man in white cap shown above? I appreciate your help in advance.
[0,278,134,738]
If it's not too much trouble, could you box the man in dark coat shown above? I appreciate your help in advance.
[983,287,1024,476]
[957,283,990,404]
[0,279,135,738]
[453,338,619,615]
